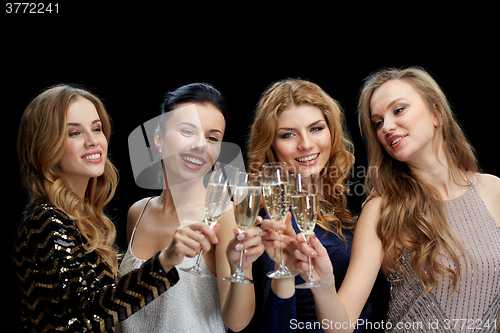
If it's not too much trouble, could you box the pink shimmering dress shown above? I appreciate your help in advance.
[386,186,500,332]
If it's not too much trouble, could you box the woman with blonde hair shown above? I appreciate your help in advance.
[248,78,371,332]
[294,67,500,332]
[14,84,220,332]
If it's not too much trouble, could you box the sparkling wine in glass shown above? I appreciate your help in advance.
[290,173,327,289]
[180,162,239,277]
[262,162,297,279]
[220,172,262,284]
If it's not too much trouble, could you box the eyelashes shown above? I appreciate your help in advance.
[372,106,407,129]
[279,126,325,139]
[68,127,102,137]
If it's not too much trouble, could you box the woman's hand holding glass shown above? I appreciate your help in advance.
[180,162,239,277]
[290,173,327,288]
[259,212,299,275]
[226,216,264,274]
[159,222,221,272]
[262,162,298,279]
[293,232,334,287]
[220,172,263,284]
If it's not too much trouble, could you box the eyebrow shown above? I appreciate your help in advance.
[208,129,222,135]
[177,122,222,135]
[277,119,325,131]
[371,98,409,119]
[67,119,101,126]
[387,98,409,110]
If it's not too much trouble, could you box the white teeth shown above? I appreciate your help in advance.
[84,153,100,160]
[296,153,319,162]
[182,155,204,165]
[391,137,404,146]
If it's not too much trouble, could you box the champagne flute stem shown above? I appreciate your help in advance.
[279,232,284,266]
[195,249,204,267]
[306,235,314,281]
[193,212,207,268]
[237,249,244,273]
[308,254,313,280]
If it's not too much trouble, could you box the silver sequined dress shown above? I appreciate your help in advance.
[115,198,227,333]
[386,186,500,332]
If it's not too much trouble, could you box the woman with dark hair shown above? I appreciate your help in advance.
[14,84,220,332]
[116,83,264,332]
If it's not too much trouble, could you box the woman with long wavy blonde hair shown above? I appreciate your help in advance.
[293,67,500,332]
[14,84,220,332]
[248,79,371,332]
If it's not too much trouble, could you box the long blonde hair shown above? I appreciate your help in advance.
[18,84,120,275]
[248,78,356,238]
[358,67,478,292]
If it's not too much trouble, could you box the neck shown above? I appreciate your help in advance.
[159,173,207,216]
[405,144,468,201]
[64,176,90,199]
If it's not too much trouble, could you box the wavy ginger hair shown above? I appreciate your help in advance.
[248,78,356,237]
[18,84,120,275]
[358,67,478,292]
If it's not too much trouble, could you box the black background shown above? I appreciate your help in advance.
[3,4,498,332]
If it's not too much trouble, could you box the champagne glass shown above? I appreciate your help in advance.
[180,162,239,277]
[220,172,262,284]
[262,162,297,279]
[290,173,327,289]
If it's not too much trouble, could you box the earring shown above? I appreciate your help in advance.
[159,149,162,153]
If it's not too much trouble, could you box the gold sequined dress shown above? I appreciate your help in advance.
[13,203,179,332]
[386,186,500,332]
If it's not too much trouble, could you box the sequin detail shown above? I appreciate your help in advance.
[386,186,500,332]
[14,203,179,332]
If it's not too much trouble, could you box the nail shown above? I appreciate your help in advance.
[237,233,245,241]
[235,243,244,251]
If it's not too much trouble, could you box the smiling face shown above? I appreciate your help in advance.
[369,79,441,165]
[59,97,108,196]
[155,103,225,185]
[272,104,332,175]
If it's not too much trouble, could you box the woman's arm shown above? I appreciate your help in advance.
[15,206,181,332]
[294,197,384,333]
[216,206,265,332]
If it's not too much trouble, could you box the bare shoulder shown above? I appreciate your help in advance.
[126,197,154,241]
[358,195,382,228]
[130,197,153,214]
[354,195,383,253]
[474,173,500,194]
[472,173,500,228]
[473,173,500,204]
